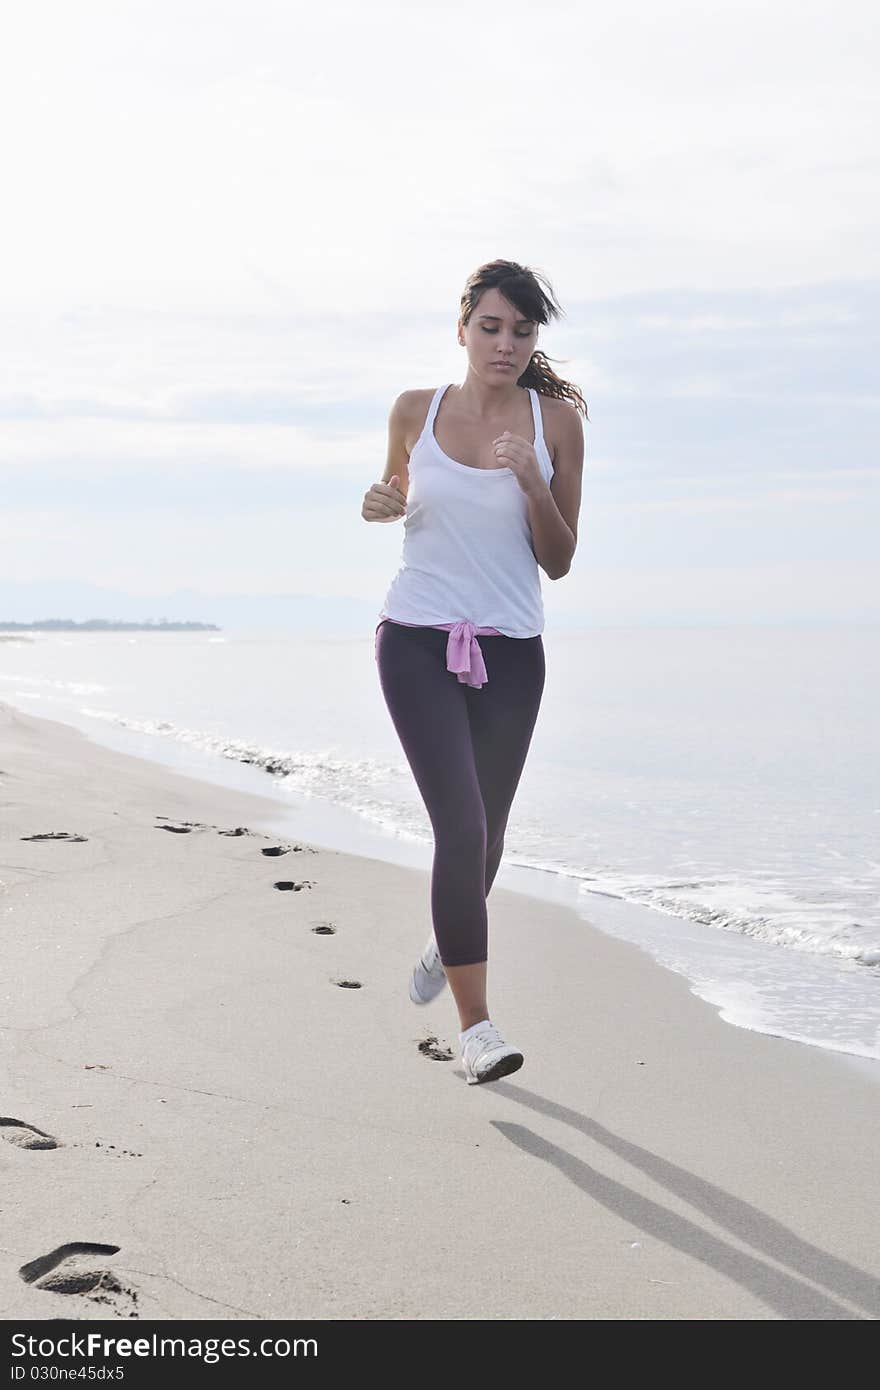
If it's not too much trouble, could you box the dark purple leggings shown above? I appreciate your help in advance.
[374,619,545,967]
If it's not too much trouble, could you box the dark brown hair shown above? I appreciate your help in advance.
[460,259,589,420]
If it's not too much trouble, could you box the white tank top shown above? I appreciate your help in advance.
[378,384,555,638]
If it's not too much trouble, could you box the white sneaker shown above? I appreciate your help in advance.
[461,1023,524,1085]
[408,936,447,1005]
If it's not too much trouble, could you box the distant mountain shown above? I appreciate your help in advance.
[0,580,386,635]
[0,618,219,631]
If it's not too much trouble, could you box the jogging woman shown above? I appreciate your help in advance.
[363,259,586,1085]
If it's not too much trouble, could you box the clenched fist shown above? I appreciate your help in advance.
[362,474,408,522]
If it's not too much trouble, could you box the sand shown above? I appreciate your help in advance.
[0,697,878,1321]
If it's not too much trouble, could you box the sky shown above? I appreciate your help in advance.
[2,0,879,629]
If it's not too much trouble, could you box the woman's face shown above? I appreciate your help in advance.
[459,287,537,381]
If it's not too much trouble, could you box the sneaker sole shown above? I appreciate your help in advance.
[465,1050,524,1085]
[408,965,447,1005]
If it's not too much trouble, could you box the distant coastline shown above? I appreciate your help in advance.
[0,619,220,633]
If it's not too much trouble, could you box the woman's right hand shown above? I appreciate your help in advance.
[362,474,407,522]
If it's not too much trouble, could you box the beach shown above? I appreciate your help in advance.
[1,696,878,1322]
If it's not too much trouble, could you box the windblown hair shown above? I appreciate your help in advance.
[460,259,589,419]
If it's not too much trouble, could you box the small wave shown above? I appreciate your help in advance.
[575,872,880,968]
[0,674,109,695]
[78,706,402,792]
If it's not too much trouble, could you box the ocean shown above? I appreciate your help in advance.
[1,623,878,1066]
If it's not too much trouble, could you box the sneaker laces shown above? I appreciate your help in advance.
[465,1024,505,1052]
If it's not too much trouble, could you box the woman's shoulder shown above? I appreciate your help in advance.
[532,391,582,468]
[398,385,442,409]
[535,389,578,420]
[394,387,443,451]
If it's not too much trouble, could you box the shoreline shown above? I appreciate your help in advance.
[4,692,877,1073]
[1,698,878,1320]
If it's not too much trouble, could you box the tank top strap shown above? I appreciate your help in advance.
[528,387,546,450]
[419,383,451,443]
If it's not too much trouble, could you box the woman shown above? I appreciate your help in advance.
[362,259,586,1085]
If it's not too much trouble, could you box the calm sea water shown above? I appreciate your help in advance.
[1,624,878,1064]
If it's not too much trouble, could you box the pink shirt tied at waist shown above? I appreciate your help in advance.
[380,617,503,688]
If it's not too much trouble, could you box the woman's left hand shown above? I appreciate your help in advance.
[492,431,545,497]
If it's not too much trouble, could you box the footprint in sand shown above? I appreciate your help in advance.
[312,922,336,935]
[417,1036,454,1062]
[155,819,210,833]
[19,1243,138,1317]
[0,1117,61,1150]
[335,979,362,989]
[156,817,258,837]
[20,832,88,842]
[261,846,290,857]
[274,880,314,892]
